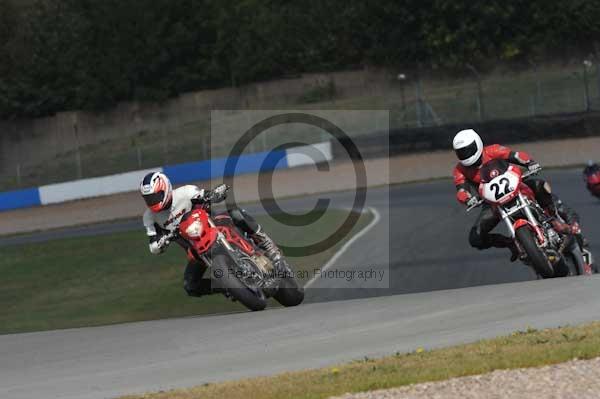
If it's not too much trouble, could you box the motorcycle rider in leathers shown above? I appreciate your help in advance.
[140,171,282,297]
[583,160,600,177]
[452,129,584,262]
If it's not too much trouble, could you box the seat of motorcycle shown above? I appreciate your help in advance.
[212,212,234,226]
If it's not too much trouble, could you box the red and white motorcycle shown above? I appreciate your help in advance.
[163,185,304,311]
[467,159,594,278]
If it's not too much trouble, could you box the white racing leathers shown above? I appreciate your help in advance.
[143,185,205,254]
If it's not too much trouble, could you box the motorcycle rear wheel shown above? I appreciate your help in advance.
[515,227,554,278]
[212,253,267,311]
[273,274,304,307]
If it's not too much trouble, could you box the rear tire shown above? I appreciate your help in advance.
[273,276,304,307]
[565,244,585,276]
[212,254,267,311]
[515,227,554,278]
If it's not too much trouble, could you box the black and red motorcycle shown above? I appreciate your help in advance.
[468,160,594,278]
[583,162,600,198]
[165,185,304,311]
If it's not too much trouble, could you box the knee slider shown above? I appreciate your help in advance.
[184,278,211,297]
[183,280,195,296]
[542,181,552,194]
[469,227,485,249]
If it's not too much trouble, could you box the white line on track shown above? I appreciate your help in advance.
[304,206,382,289]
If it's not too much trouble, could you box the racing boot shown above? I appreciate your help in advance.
[506,241,520,262]
[549,214,588,248]
[543,195,581,235]
[251,227,283,266]
[550,219,573,235]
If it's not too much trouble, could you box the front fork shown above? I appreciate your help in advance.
[499,193,547,247]
[499,207,515,238]
[196,217,234,270]
[500,194,539,235]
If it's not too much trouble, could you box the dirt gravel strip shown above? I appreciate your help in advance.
[332,357,600,399]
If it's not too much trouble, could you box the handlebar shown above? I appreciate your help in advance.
[522,166,542,179]
[168,185,229,241]
[163,229,179,242]
[193,184,230,205]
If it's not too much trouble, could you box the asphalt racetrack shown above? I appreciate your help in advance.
[2,168,600,399]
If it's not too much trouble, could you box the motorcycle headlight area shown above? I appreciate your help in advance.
[185,220,203,238]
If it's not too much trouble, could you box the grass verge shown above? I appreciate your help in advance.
[121,322,600,399]
[0,208,373,334]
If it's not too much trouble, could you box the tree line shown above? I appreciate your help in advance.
[0,0,599,119]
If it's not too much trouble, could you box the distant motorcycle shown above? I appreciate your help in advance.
[583,162,600,199]
[164,185,304,311]
[468,160,594,278]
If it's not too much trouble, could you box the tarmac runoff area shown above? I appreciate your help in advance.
[1,137,600,398]
[2,166,600,398]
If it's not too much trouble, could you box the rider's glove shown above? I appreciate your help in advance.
[149,234,171,254]
[527,162,542,174]
[466,196,480,208]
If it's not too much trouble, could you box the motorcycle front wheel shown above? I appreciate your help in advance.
[211,253,267,311]
[516,227,554,278]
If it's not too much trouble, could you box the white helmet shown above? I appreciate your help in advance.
[453,129,483,167]
[140,171,173,213]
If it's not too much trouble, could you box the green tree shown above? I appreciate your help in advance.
[1,0,599,119]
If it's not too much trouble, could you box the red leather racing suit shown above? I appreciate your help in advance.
[453,144,532,205]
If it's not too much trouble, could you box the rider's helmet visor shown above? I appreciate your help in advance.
[455,141,478,161]
[143,191,165,207]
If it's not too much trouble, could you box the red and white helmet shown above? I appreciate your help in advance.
[140,172,173,213]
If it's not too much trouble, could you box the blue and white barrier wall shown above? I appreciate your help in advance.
[0,142,332,211]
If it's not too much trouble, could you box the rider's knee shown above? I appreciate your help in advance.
[527,179,553,208]
[183,278,211,297]
[229,208,259,234]
[183,280,199,297]
[469,228,486,249]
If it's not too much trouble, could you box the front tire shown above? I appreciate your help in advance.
[515,227,554,278]
[212,254,267,311]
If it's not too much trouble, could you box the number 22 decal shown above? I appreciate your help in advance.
[491,177,511,200]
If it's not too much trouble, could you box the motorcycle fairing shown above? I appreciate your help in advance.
[180,209,218,254]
